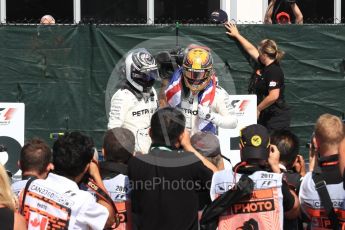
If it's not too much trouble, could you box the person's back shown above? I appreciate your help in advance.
[20,132,112,230]
[216,170,283,229]
[11,138,53,197]
[128,107,213,230]
[129,149,211,230]
[191,131,224,211]
[23,172,107,229]
[271,129,304,230]
[299,114,345,229]
[210,124,299,229]
[100,128,135,229]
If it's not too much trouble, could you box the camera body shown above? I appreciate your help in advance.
[305,132,315,149]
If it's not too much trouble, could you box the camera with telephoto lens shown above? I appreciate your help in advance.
[155,47,185,79]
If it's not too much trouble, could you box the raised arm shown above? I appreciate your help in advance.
[180,130,218,173]
[224,22,260,61]
[264,0,276,24]
[290,3,303,24]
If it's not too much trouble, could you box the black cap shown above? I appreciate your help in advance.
[210,9,228,24]
[240,124,270,161]
[191,132,221,157]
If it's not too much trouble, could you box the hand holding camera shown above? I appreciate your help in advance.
[293,155,306,177]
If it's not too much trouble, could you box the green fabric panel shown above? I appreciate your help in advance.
[0,24,344,157]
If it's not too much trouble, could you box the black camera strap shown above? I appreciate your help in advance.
[200,174,254,230]
[84,178,121,229]
[20,176,37,215]
[312,166,340,229]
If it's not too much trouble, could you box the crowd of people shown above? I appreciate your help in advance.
[0,20,344,230]
[1,111,343,229]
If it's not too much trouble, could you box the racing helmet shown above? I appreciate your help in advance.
[125,48,159,92]
[182,46,214,92]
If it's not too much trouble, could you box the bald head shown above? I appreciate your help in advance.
[40,15,55,24]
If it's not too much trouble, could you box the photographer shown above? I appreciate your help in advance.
[11,138,54,197]
[210,124,299,229]
[99,128,135,229]
[128,107,214,230]
[299,114,345,229]
[265,0,303,24]
[270,130,305,229]
[20,132,115,229]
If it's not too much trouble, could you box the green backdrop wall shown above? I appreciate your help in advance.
[1,24,344,156]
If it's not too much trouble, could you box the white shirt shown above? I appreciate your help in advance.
[12,179,28,197]
[21,173,109,230]
[107,88,158,153]
[180,86,237,135]
[299,171,345,229]
[103,174,130,202]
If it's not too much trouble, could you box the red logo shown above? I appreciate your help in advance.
[238,100,250,112]
[30,216,48,230]
[0,108,16,121]
[231,100,250,112]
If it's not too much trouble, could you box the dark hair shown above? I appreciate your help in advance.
[150,107,185,147]
[103,128,135,163]
[53,132,94,178]
[270,130,299,169]
[20,138,52,175]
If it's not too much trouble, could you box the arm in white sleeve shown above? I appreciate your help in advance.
[107,89,129,129]
[198,87,238,129]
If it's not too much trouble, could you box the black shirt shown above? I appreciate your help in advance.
[0,207,14,230]
[272,0,296,24]
[99,161,128,179]
[128,147,213,230]
[253,61,285,105]
[251,61,290,132]
[318,154,342,184]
